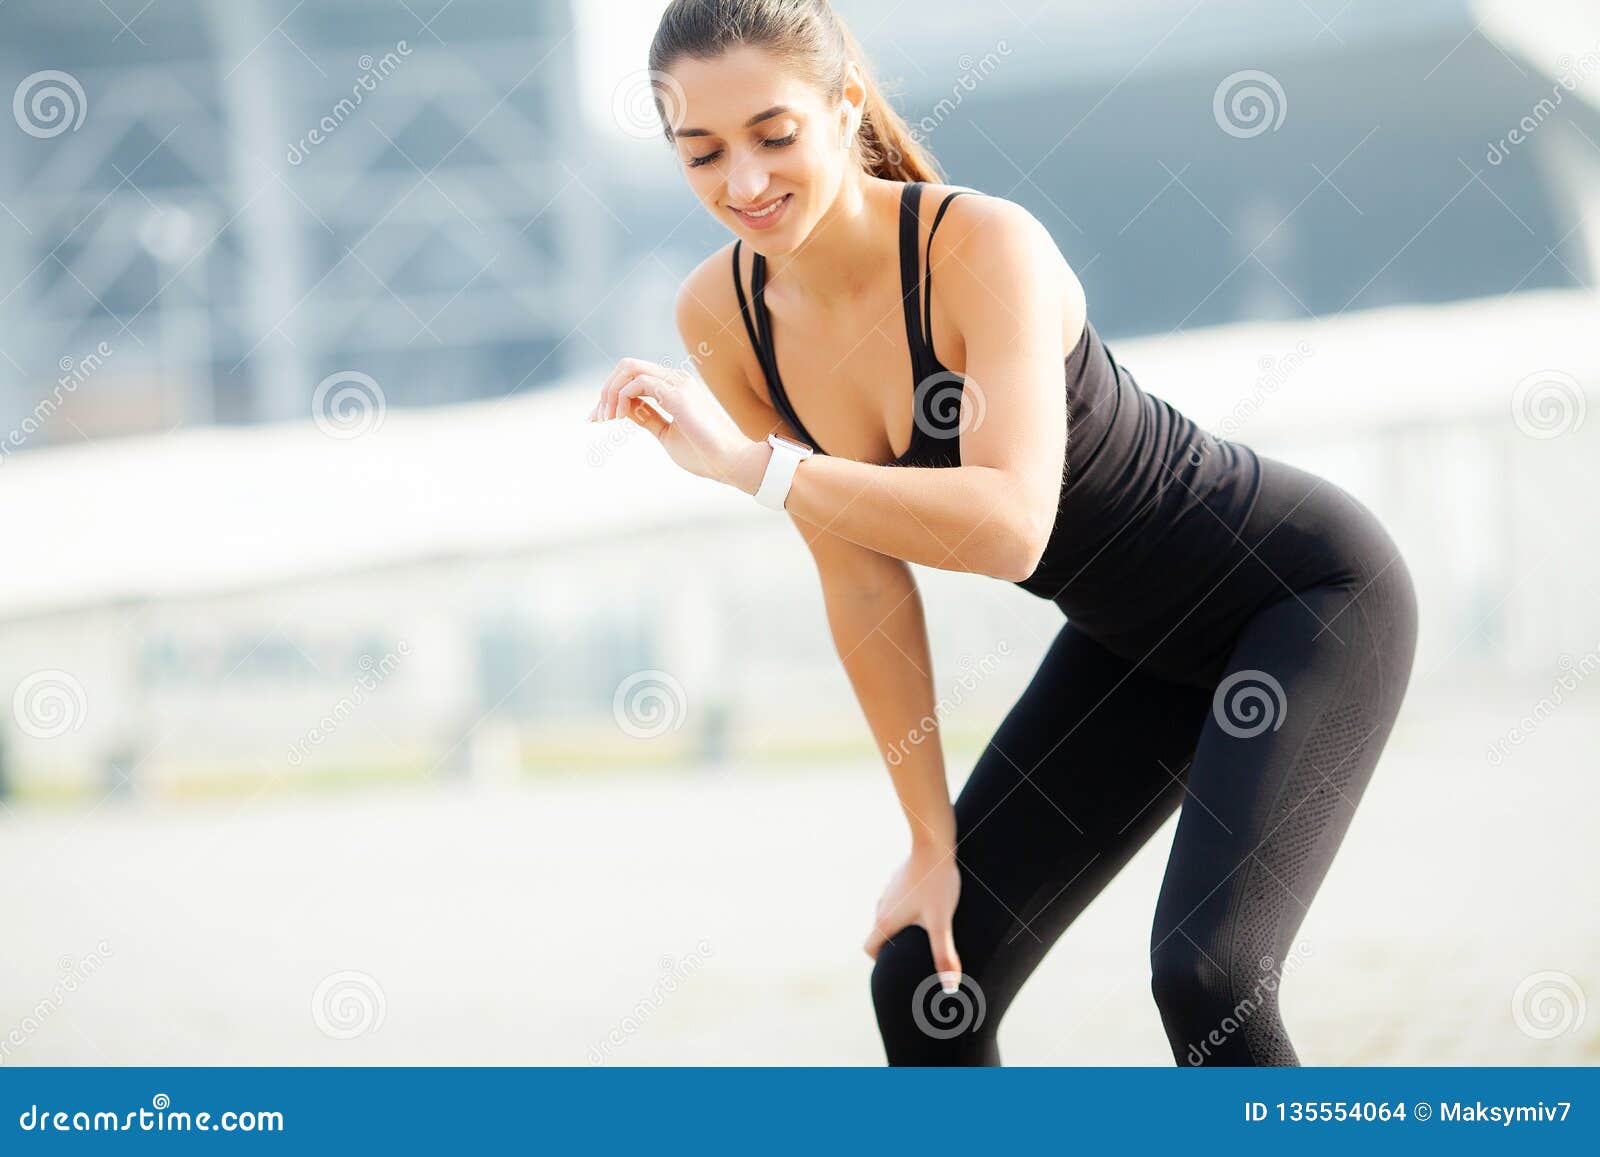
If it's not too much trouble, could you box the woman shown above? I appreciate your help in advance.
[589,0,1418,1066]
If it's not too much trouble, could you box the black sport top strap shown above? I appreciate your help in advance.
[896,184,927,379]
[923,188,975,364]
[898,182,978,379]
[732,238,827,453]
[731,240,764,368]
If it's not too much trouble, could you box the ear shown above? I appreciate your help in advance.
[840,60,867,132]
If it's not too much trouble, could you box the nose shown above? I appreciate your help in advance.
[724,148,771,206]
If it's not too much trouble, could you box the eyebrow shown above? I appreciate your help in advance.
[673,105,792,139]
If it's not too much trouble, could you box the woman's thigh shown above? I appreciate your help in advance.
[871,618,1214,1062]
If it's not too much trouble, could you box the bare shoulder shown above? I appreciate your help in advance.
[920,184,1087,336]
[673,240,794,445]
[672,240,764,405]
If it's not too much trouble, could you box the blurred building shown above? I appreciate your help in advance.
[0,0,597,442]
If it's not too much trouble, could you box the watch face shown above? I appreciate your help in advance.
[769,433,813,455]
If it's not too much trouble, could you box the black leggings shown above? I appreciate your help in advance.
[870,457,1419,1065]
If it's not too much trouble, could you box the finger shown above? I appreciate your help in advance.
[604,358,662,420]
[596,362,627,420]
[600,357,643,407]
[930,921,962,993]
[862,920,889,960]
[617,374,675,419]
[624,393,671,438]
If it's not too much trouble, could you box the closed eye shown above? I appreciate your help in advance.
[686,131,799,168]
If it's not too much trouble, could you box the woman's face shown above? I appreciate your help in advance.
[662,44,853,253]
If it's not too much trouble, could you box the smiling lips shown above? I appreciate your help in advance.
[732,193,791,230]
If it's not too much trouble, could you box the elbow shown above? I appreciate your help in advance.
[996,509,1052,583]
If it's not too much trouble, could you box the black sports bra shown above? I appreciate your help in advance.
[732,181,975,468]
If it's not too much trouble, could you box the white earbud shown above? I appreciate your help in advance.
[841,105,860,150]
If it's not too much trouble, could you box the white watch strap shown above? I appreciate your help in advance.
[754,436,809,510]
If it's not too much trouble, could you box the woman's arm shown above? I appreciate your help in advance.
[657,247,974,985]
[815,538,965,987]
[668,251,958,849]
[814,536,954,852]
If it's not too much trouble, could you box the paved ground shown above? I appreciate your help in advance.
[1,702,1595,1066]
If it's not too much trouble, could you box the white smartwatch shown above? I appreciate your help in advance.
[753,432,814,511]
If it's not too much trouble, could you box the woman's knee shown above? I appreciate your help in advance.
[1150,939,1293,1065]
[869,924,997,1065]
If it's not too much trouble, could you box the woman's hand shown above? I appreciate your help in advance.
[863,842,964,992]
[589,357,764,491]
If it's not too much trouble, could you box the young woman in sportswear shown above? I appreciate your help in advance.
[589,0,1418,1066]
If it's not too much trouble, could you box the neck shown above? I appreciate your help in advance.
[762,173,900,306]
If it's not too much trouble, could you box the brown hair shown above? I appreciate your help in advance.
[648,0,945,184]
